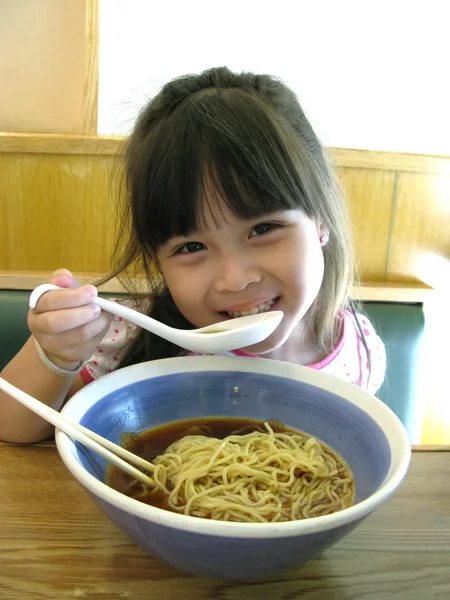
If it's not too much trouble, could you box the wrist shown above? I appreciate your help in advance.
[33,338,86,377]
[45,353,80,372]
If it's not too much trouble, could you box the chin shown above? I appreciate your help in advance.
[241,330,290,356]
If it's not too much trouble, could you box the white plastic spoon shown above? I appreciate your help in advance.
[29,284,283,354]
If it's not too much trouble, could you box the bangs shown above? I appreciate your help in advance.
[129,87,316,250]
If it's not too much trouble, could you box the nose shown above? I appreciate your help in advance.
[212,253,262,293]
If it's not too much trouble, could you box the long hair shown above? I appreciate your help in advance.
[98,67,356,367]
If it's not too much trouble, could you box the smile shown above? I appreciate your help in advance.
[226,298,277,318]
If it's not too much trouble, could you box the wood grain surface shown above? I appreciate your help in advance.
[0,152,116,273]
[0,444,448,600]
[83,0,99,135]
[338,167,396,280]
[386,171,450,285]
[2,134,450,174]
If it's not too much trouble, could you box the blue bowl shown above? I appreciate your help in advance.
[57,356,410,580]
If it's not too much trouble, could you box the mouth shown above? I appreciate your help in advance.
[220,297,279,319]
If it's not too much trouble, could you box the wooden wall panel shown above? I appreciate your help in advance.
[338,168,396,281]
[0,153,115,272]
[83,0,100,134]
[387,172,450,287]
[0,0,86,134]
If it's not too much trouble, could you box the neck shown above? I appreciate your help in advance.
[267,320,324,364]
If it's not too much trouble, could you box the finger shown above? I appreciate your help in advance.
[30,302,103,335]
[30,285,98,314]
[38,313,114,362]
[51,268,80,289]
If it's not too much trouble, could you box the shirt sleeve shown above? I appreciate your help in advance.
[355,312,387,396]
[81,296,151,384]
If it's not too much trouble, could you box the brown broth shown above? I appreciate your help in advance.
[106,417,351,517]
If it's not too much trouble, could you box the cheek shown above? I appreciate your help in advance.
[282,238,324,290]
[302,245,325,300]
[306,242,325,282]
[162,266,211,322]
[160,264,187,305]
[165,276,191,307]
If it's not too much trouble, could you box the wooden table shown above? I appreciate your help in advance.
[0,443,449,600]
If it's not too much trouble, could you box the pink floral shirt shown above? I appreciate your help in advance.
[81,300,386,395]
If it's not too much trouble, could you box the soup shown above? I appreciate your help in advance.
[107,417,354,523]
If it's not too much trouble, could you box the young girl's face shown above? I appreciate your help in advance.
[157,203,326,360]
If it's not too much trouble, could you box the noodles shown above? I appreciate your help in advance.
[128,422,354,523]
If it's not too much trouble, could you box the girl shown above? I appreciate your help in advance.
[0,67,385,443]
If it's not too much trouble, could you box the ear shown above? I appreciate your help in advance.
[318,220,330,246]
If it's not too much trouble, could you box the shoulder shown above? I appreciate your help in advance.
[81,296,152,383]
[344,310,387,394]
[312,310,386,395]
[345,310,381,344]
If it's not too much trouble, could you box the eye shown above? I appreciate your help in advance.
[250,222,280,237]
[177,241,205,254]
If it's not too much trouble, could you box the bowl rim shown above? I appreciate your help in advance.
[56,355,411,538]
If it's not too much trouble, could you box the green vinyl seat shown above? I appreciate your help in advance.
[363,302,426,444]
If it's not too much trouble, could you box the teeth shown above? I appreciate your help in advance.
[227,299,276,318]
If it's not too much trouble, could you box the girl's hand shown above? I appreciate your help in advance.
[28,269,113,370]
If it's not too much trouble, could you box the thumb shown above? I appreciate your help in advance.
[50,268,80,289]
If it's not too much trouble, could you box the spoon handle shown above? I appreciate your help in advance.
[29,284,180,345]
[93,296,177,339]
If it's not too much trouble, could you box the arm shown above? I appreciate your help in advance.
[0,270,112,443]
[0,336,85,443]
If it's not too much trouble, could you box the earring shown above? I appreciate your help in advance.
[320,233,329,246]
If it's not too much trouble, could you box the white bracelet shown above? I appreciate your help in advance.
[34,338,86,377]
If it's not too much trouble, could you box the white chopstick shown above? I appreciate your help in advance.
[0,377,155,487]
